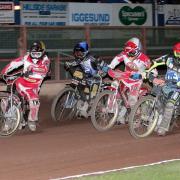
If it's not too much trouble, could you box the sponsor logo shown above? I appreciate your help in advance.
[22,3,67,11]
[119,6,147,25]
[166,8,180,25]
[0,3,12,10]
[72,13,110,24]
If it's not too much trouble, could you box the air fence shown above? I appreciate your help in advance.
[0,25,179,81]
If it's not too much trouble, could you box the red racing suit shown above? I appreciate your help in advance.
[1,53,50,122]
[108,51,151,106]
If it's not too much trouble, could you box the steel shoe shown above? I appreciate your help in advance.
[28,121,37,132]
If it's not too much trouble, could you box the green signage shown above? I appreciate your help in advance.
[119,6,147,25]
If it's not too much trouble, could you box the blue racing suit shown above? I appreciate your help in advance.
[153,54,180,135]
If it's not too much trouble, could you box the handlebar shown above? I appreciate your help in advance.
[0,71,23,82]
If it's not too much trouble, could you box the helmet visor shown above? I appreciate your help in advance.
[30,51,42,59]
[125,47,137,57]
[174,51,180,58]
[128,50,137,57]
[74,50,84,59]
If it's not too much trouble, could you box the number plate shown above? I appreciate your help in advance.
[73,71,83,79]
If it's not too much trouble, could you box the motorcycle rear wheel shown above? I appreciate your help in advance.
[0,92,21,137]
[90,90,119,132]
[51,87,77,122]
[129,95,158,139]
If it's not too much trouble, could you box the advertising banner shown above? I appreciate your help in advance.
[112,4,152,26]
[20,1,68,26]
[68,3,111,26]
[0,2,14,24]
[164,5,180,26]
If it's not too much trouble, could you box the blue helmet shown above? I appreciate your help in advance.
[73,41,89,59]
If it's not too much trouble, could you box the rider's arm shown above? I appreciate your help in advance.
[146,55,168,79]
[152,54,168,67]
[1,56,24,75]
[64,59,80,70]
[108,54,124,69]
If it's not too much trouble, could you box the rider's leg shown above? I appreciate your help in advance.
[16,78,40,131]
[157,91,179,136]
[116,81,141,124]
[26,89,40,131]
[128,81,142,107]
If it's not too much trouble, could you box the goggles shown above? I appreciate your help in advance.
[128,51,137,57]
[30,51,42,59]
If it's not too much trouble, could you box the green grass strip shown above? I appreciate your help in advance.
[76,160,180,180]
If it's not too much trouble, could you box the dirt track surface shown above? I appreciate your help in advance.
[0,96,180,180]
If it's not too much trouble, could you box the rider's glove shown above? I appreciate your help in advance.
[141,72,147,79]
[130,73,142,80]
[153,78,165,86]
[64,62,71,70]
[102,65,109,73]
[99,65,109,77]
[24,71,33,77]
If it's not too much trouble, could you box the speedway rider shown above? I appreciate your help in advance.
[104,37,152,124]
[149,42,180,136]
[64,41,105,114]
[65,41,104,78]
[1,41,50,131]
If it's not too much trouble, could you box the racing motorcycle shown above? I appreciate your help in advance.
[90,69,150,132]
[0,71,31,137]
[51,66,106,123]
[129,80,180,139]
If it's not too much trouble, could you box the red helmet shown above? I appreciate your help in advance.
[173,42,180,59]
[124,37,142,57]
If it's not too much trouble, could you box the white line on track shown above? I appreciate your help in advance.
[50,158,180,180]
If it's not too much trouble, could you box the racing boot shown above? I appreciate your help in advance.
[116,106,127,125]
[28,121,37,132]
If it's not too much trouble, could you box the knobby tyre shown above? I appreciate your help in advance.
[0,92,21,137]
[91,90,119,132]
[129,95,158,139]
[51,87,77,122]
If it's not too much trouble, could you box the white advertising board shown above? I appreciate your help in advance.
[0,2,14,24]
[111,4,152,26]
[164,5,180,26]
[68,3,111,26]
[20,1,68,26]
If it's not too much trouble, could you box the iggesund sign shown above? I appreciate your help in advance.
[69,3,111,25]
[112,4,152,26]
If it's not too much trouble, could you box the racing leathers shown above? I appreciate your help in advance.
[152,54,180,135]
[108,51,151,107]
[65,53,101,78]
[1,53,50,123]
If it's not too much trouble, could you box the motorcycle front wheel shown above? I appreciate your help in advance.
[0,92,21,137]
[90,90,119,132]
[51,87,77,122]
[128,95,159,139]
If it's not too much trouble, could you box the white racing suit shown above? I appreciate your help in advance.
[108,51,151,107]
[1,53,50,122]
